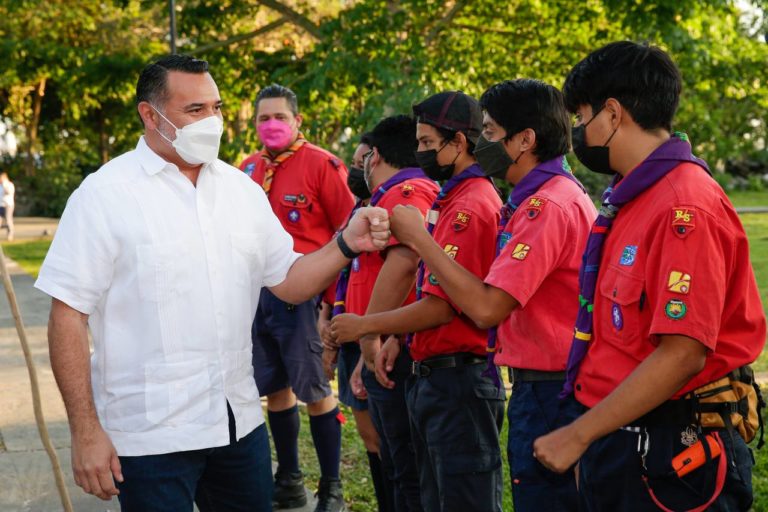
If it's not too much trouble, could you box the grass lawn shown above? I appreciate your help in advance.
[0,239,51,277]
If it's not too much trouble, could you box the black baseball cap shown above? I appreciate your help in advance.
[412,91,483,144]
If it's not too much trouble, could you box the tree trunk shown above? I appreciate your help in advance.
[24,78,47,177]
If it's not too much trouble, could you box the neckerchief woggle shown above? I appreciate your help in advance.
[483,156,585,388]
[560,133,710,398]
[405,163,490,348]
[332,167,428,318]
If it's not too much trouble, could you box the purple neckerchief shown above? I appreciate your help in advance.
[484,156,585,387]
[332,167,428,318]
[406,163,490,347]
[561,133,710,397]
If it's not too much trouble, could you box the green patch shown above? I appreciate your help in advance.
[1,239,52,278]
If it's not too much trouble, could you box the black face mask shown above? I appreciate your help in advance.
[474,134,516,179]
[571,107,618,175]
[347,166,371,199]
[415,142,458,181]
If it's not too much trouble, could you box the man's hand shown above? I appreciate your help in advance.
[343,206,391,253]
[350,356,368,400]
[533,423,589,474]
[375,336,401,389]
[71,423,123,500]
[330,313,366,344]
[360,334,382,372]
[322,348,338,381]
[390,204,428,249]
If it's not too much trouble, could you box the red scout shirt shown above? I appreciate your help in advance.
[484,176,597,371]
[410,177,502,362]
[240,142,354,254]
[345,178,440,316]
[575,162,767,408]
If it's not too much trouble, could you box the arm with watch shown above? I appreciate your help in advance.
[269,206,390,305]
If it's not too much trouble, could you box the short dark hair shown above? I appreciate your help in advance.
[369,115,418,169]
[359,132,373,148]
[256,84,299,116]
[136,54,209,109]
[480,79,570,162]
[433,126,476,156]
[563,41,681,131]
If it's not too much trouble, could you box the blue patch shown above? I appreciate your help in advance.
[619,245,638,266]
[611,303,623,330]
[288,209,300,223]
[244,162,255,177]
[351,258,360,272]
[498,232,512,252]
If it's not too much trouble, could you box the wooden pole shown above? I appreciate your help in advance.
[0,246,74,512]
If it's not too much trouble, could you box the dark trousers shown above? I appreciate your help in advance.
[405,359,505,512]
[507,379,581,512]
[116,422,273,512]
[578,418,754,511]
[363,352,423,512]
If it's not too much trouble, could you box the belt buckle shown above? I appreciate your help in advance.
[411,361,430,377]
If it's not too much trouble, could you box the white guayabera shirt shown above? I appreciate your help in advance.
[35,137,300,456]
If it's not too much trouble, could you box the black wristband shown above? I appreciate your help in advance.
[336,231,361,259]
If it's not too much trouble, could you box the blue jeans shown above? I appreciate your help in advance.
[116,422,273,512]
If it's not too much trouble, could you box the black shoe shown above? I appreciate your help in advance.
[273,469,308,509]
[313,477,346,512]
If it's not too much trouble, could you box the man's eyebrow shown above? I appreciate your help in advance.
[183,103,205,110]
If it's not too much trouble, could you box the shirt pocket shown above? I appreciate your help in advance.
[230,232,266,289]
[598,264,646,345]
[144,358,213,426]
[136,240,192,302]
[278,194,313,224]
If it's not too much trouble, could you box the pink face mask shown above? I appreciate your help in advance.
[258,119,294,151]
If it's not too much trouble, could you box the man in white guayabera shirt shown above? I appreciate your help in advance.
[34,54,390,512]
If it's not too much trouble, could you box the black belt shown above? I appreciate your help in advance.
[630,399,695,427]
[509,368,566,383]
[411,353,486,377]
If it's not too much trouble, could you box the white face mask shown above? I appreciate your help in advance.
[151,105,224,165]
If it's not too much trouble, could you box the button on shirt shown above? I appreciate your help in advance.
[35,137,300,456]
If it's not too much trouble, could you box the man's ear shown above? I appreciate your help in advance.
[138,101,159,131]
[453,130,468,152]
[518,128,537,153]
[604,98,623,130]
[294,114,303,129]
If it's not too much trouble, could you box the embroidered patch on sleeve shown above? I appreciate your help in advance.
[665,299,687,320]
[667,271,691,294]
[401,184,415,198]
[671,208,696,238]
[452,211,471,231]
[511,243,530,260]
[443,244,459,259]
[524,197,546,220]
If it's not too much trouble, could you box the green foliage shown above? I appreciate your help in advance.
[0,0,767,214]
